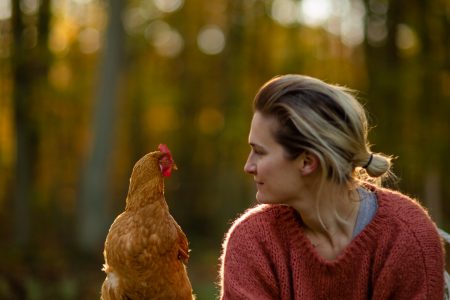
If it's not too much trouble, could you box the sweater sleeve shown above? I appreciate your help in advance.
[220,212,280,300]
[372,215,444,299]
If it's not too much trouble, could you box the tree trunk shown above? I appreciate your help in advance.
[78,0,125,253]
[11,0,31,247]
[11,0,51,246]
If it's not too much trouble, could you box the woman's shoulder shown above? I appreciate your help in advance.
[366,185,444,294]
[229,204,292,229]
[375,186,433,222]
[223,204,293,243]
[370,185,441,245]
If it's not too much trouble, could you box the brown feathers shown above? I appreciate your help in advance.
[101,149,194,299]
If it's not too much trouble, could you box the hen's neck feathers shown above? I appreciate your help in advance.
[125,177,166,210]
[125,153,167,211]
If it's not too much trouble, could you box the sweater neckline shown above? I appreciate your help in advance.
[282,185,390,268]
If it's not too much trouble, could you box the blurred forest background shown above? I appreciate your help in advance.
[0,0,449,298]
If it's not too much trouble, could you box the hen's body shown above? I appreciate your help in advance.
[101,150,194,300]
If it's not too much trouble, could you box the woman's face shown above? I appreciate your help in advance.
[244,112,304,204]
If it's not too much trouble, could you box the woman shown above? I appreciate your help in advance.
[220,74,444,299]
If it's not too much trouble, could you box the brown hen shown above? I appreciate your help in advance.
[101,145,194,300]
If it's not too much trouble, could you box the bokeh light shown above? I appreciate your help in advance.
[0,0,11,20]
[197,25,226,55]
[298,0,333,27]
[153,0,184,13]
[20,0,39,15]
[123,6,160,36]
[146,20,184,57]
[396,24,419,56]
[340,0,365,47]
[271,0,297,26]
[367,16,388,46]
[78,27,100,54]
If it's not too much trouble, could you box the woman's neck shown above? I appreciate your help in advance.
[291,182,360,243]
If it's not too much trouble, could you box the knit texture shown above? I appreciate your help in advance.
[220,185,445,299]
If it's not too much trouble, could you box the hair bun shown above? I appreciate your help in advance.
[364,152,392,178]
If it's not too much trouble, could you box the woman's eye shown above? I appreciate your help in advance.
[253,149,264,155]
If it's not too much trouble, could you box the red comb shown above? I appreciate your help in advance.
[158,144,174,177]
[158,144,171,155]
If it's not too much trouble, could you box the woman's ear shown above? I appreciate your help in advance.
[298,151,319,176]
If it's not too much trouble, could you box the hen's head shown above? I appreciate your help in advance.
[157,144,176,177]
[127,144,177,201]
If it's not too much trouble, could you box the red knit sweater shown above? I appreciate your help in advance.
[220,186,444,299]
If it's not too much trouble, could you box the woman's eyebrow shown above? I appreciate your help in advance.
[249,142,265,150]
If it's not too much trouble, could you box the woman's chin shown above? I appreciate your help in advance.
[255,192,262,203]
[256,192,283,204]
[256,192,268,204]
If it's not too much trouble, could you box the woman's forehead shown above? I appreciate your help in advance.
[248,113,279,144]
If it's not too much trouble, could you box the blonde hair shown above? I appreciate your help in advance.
[254,74,393,186]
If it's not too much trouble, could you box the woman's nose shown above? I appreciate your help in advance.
[244,157,256,175]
